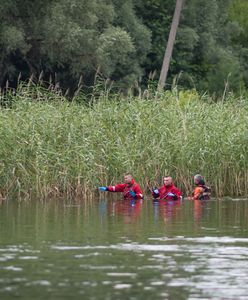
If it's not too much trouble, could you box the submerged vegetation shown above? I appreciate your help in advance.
[0,83,247,200]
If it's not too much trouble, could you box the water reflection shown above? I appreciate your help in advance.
[193,199,210,222]
[153,199,182,223]
[99,199,143,224]
[51,236,248,299]
[1,198,248,299]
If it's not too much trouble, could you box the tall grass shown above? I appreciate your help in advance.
[0,84,247,199]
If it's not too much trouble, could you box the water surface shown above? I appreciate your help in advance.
[1,197,248,299]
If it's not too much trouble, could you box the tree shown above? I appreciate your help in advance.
[0,0,151,91]
[137,0,244,94]
[229,0,248,47]
[135,0,175,79]
[158,0,184,90]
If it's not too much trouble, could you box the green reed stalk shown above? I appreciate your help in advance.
[0,84,247,199]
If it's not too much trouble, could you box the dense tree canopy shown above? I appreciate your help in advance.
[136,0,246,94]
[0,0,151,91]
[0,0,248,94]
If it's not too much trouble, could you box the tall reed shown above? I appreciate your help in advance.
[0,84,247,199]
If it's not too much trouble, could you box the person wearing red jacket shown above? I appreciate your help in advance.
[152,176,182,201]
[98,174,143,200]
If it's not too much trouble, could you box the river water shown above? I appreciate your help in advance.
[1,197,248,299]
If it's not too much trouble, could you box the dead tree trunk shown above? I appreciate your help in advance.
[158,0,184,91]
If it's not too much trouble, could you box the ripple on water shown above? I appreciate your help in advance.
[74,252,101,258]
[49,238,248,299]
[138,265,164,270]
[0,254,16,261]
[2,286,17,292]
[150,281,164,286]
[149,236,248,244]
[52,243,179,252]
[0,246,40,253]
[107,273,137,278]
[114,284,132,289]
[1,266,23,272]
[79,265,117,270]
[25,280,51,286]
[0,246,24,253]
[18,256,39,260]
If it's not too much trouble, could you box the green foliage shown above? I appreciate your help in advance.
[137,0,247,94]
[0,0,151,90]
[1,26,28,53]
[1,0,248,95]
[229,0,248,46]
[110,0,151,88]
[0,84,248,199]
[202,48,243,94]
[97,27,135,76]
[228,0,248,91]
[175,0,245,94]
[135,0,174,76]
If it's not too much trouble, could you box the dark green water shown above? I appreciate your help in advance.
[1,197,248,299]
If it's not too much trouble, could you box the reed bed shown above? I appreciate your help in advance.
[0,84,247,199]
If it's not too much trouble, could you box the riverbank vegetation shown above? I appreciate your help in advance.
[1,0,248,95]
[0,84,247,200]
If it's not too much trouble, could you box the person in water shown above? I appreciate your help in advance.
[189,174,211,200]
[152,176,182,201]
[98,174,143,200]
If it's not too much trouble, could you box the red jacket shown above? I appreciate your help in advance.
[153,183,182,200]
[107,179,143,200]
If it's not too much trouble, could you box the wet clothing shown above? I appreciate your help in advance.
[107,179,143,200]
[193,185,211,200]
[152,184,182,201]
